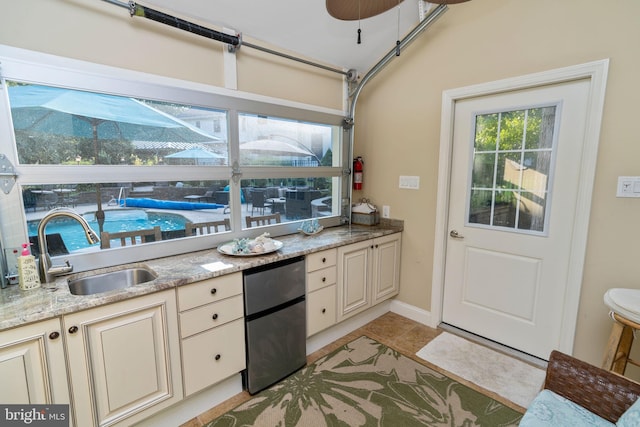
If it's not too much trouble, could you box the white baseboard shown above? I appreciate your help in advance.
[389,299,432,326]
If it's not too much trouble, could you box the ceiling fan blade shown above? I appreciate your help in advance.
[326,0,403,21]
[326,0,471,21]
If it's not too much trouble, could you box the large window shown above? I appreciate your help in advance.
[0,52,347,273]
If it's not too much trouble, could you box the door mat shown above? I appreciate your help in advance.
[416,332,545,409]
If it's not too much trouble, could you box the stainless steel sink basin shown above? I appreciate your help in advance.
[68,267,157,296]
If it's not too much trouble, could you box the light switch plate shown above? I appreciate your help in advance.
[617,176,640,198]
[399,175,420,190]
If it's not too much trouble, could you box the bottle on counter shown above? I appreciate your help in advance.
[18,243,41,290]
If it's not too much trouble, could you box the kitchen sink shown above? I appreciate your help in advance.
[67,267,158,296]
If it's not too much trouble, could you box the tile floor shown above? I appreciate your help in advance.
[180,311,524,426]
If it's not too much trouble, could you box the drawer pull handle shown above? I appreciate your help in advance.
[49,331,60,340]
[68,326,79,334]
[215,354,221,361]
[210,288,217,295]
[212,313,219,320]
[322,257,326,263]
[321,308,326,314]
[322,277,326,282]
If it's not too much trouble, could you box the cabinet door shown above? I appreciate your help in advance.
[337,239,371,321]
[64,290,182,427]
[372,233,402,304]
[0,318,69,405]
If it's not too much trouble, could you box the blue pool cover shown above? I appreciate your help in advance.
[121,198,225,210]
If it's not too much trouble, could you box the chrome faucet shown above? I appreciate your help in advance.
[37,208,100,284]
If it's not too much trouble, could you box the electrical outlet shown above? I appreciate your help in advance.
[382,205,390,218]
[399,175,420,190]
[617,176,640,197]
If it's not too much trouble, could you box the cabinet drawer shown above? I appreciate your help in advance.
[179,294,244,339]
[306,249,337,272]
[307,285,336,337]
[181,318,246,396]
[307,266,336,293]
[177,272,242,311]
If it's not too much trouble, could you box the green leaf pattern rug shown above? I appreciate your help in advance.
[208,336,523,426]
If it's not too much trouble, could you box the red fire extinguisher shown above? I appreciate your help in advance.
[353,156,363,190]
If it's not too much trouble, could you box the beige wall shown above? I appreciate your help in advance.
[0,0,343,109]
[3,0,640,369]
[355,0,640,368]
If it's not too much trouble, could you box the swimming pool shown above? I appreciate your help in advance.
[28,209,189,252]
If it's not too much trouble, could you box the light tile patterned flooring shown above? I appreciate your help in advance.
[181,311,524,426]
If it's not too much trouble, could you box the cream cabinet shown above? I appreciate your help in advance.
[306,249,337,337]
[0,318,70,407]
[63,289,182,427]
[337,233,401,321]
[371,233,402,304]
[176,272,246,396]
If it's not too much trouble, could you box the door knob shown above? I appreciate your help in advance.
[449,230,464,239]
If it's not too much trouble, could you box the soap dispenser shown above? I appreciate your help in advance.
[17,243,40,290]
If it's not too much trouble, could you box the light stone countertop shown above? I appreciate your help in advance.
[0,222,403,331]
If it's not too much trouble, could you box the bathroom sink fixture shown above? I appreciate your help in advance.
[67,267,157,296]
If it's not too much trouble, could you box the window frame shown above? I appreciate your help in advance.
[0,47,348,273]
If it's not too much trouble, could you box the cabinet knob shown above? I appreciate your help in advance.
[214,354,221,361]
[210,288,217,295]
[322,277,326,282]
[322,257,326,263]
[375,244,379,248]
[68,326,79,334]
[212,313,219,320]
[49,331,60,340]
[371,245,374,249]
[322,308,326,314]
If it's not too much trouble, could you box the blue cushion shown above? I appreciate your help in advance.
[520,390,614,427]
[617,398,640,427]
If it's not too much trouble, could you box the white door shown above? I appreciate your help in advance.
[442,79,592,360]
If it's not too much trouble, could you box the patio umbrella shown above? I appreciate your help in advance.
[240,139,316,157]
[8,84,219,232]
[165,148,225,165]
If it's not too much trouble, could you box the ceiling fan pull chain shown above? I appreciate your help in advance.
[357,0,362,44]
[395,1,401,56]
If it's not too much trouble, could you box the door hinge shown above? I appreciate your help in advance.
[0,154,17,194]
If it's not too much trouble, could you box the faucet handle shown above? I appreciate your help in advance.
[48,260,73,277]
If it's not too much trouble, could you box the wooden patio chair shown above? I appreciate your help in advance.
[100,226,162,249]
[185,219,230,236]
[246,213,281,228]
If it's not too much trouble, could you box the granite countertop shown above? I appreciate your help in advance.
[0,222,402,331]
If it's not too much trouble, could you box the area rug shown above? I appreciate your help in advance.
[416,332,545,409]
[206,335,523,426]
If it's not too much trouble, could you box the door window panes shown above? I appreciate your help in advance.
[468,106,556,233]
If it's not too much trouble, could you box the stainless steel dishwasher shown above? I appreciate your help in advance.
[243,256,306,394]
